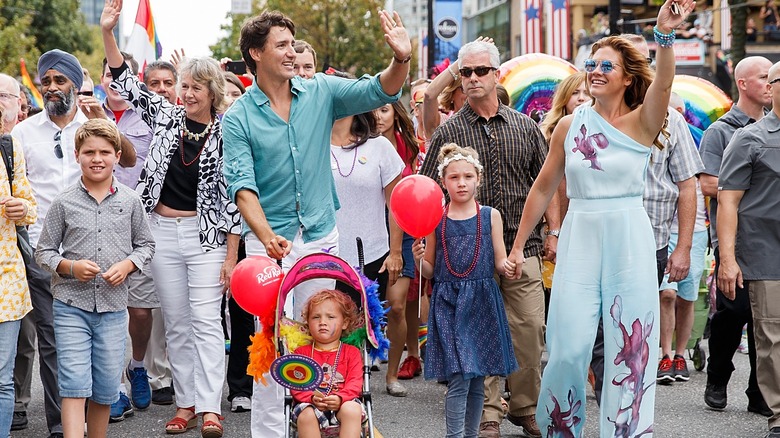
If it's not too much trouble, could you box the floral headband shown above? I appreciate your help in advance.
[437,153,484,178]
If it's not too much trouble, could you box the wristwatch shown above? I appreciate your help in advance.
[545,229,560,238]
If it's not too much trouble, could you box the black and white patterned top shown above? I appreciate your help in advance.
[109,64,242,252]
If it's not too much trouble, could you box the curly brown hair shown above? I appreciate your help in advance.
[301,289,361,335]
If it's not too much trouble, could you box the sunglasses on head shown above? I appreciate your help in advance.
[459,66,496,78]
[584,59,622,74]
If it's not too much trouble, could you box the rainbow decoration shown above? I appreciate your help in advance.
[19,59,43,109]
[270,354,324,391]
[125,0,163,75]
[672,75,732,131]
[499,53,578,119]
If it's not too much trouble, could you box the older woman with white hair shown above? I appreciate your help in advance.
[101,2,241,436]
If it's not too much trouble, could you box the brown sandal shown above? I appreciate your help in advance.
[165,407,197,435]
[201,413,224,438]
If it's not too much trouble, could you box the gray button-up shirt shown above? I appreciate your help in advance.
[719,111,780,280]
[698,105,759,248]
[35,178,155,313]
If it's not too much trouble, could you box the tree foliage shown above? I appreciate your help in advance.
[730,3,747,98]
[210,0,392,76]
[0,0,92,74]
[0,1,39,77]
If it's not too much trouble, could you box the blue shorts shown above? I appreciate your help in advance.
[659,230,709,302]
[401,233,415,279]
[53,299,128,405]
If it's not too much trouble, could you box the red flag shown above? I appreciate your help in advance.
[521,0,543,54]
[546,0,571,59]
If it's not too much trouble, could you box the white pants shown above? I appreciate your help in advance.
[149,213,226,414]
[246,227,338,438]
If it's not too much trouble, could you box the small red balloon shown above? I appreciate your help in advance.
[230,256,284,317]
[389,175,445,238]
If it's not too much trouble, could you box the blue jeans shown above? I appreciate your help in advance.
[445,374,485,438]
[53,300,127,405]
[0,319,22,436]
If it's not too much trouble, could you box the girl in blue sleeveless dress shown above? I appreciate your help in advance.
[508,1,696,436]
[412,144,518,438]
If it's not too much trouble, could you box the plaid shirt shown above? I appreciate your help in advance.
[420,102,548,257]
[643,110,705,250]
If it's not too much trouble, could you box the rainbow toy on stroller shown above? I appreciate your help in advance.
[246,252,389,438]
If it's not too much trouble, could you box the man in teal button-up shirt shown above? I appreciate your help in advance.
[221,10,410,437]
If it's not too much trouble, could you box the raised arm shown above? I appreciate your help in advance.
[100,0,124,69]
[639,0,696,140]
[377,10,412,97]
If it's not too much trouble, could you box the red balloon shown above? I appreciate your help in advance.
[230,256,284,317]
[389,175,445,238]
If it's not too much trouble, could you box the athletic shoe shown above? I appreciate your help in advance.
[673,355,690,381]
[152,386,174,405]
[231,396,251,413]
[766,426,780,438]
[11,411,28,431]
[126,365,151,409]
[109,392,134,423]
[656,355,674,384]
[748,398,773,417]
[704,382,727,410]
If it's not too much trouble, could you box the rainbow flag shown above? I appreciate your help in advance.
[124,0,162,75]
[19,59,43,109]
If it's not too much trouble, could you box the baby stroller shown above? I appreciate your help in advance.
[272,252,388,438]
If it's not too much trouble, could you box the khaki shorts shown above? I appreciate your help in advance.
[127,263,159,308]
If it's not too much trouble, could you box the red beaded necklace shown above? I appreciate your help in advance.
[180,119,212,167]
[440,200,481,278]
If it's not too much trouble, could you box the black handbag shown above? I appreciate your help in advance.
[0,134,35,266]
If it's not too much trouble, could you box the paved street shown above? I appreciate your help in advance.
[13,345,770,437]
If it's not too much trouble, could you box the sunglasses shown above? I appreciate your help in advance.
[584,59,622,74]
[459,66,496,78]
[77,90,94,96]
[769,77,780,85]
[54,131,63,159]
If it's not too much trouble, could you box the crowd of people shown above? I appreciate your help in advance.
[2,0,780,437]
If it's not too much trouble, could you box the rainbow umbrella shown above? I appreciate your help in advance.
[499,53,578,119]
[672,75,732,131]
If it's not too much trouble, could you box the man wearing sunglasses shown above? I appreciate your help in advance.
[420,39,557,438]
[718,61,780,438]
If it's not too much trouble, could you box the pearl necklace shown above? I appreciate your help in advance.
[183,119,213,141]
[440,200,481,278]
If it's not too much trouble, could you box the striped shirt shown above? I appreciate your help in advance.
[643,110,705,250]
[420,102,548,257]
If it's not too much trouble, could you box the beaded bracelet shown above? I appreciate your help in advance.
[654,26,675,48]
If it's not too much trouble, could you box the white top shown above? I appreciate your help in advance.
[331,135,405,266]
[11,110,87,247]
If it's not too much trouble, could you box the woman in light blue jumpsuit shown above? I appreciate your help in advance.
[508,1,696,436]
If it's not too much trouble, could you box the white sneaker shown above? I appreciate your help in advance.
[231,396,251,413]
